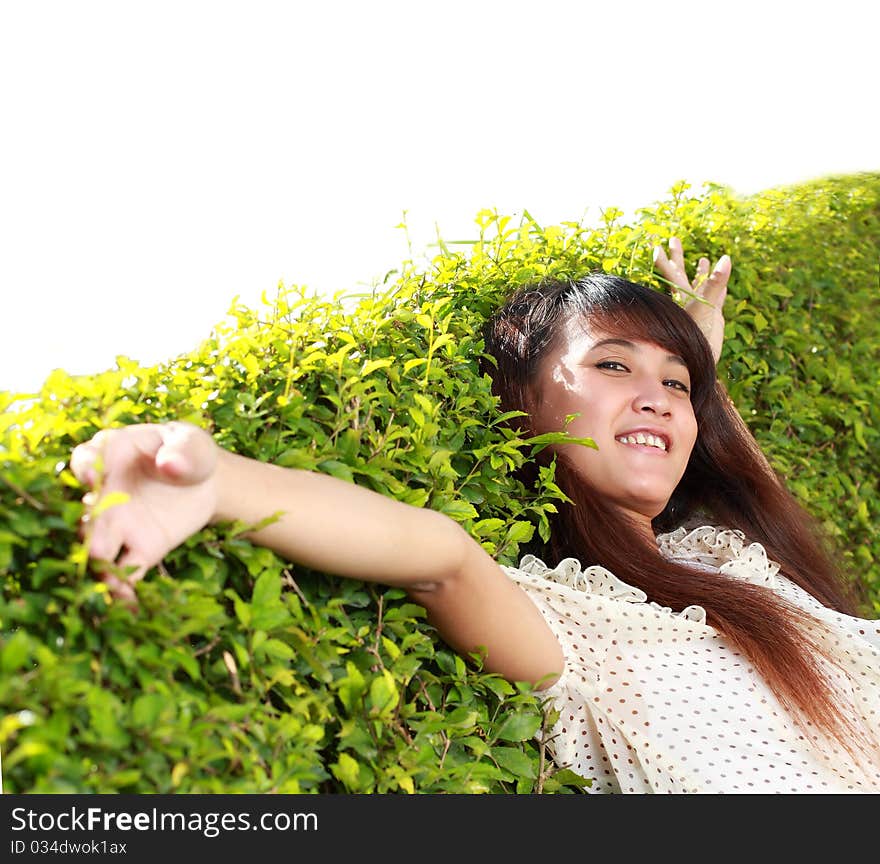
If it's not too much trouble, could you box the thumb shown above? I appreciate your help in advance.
[155,443,188,480]
[154,422,213,483]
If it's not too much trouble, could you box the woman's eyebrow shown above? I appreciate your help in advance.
[589,338,687,368]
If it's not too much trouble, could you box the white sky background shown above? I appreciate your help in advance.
[1,0,877,394]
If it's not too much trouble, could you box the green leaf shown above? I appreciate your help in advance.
[318,460,354,483]
[368,670,398,716]
[473,518,505,537]
[544,768,592,790]
[131,694,166,728]
[362,358,393,375]
[251,604,292,632]
[854,421,867,451]
[524,431,597,454]
[1,630,31,673]
[162,646,201,681]
[91,490,131,517]
[331,752,362,791]
[252,571,281,608]
[439,500,479,520]
[495,711,542,742]
[492,747,536,779]
[261,638,296,660]
[504,521,535,544]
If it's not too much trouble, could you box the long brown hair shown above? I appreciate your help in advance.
[482,273,870,757]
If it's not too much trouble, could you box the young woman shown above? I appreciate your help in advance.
[70,239,880,793]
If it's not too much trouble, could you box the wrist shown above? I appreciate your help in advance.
[209,447,241,525]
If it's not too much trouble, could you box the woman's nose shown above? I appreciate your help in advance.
[632,379,672,416]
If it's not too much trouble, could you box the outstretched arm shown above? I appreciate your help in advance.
[71,422,564,687]
[653,236,731,364]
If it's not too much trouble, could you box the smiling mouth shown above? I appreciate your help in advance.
[615,433,668,452]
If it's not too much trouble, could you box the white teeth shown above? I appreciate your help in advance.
[616,433,667,451]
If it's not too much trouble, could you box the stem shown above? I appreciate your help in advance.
[0,473,46,511]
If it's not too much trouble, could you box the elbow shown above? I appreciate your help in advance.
[405,510,472,596]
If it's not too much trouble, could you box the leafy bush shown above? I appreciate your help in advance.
[2,172,878,793]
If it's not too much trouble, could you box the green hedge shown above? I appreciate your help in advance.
[1,172,878,793]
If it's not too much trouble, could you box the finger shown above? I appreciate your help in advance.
[652,245,673,279]
[668,236,686,272]
[119,425,165,471]
[652,244,670,268]
[713,254,732,282]
[86,516,125,564]
[70,428,122,484]
[698,280,727,313]
[98,548,149,609]
[693,257,710,291]
[115,549,150,587]
[70,442,100,486]
[92,429,113,447]
[155,423,193,480]
[71,428,124,485]
[652,244,687,291]
[702,255,732,305]
[85,424,163,478]
[101,572,139,610]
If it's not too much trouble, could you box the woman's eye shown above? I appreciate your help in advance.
[664,379,691,394]
[595,362,690,394]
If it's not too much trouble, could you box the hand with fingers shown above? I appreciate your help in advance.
[70,421,220,607]
[652,236,731,364]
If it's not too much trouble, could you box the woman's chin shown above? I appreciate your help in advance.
[614,492,673,524]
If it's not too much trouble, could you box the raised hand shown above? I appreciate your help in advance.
[69,421,220,605]
[653,236,731,364]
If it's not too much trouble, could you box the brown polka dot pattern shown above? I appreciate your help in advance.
[501,524,880,793]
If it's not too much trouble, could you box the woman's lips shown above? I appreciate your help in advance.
[614,430,670,452]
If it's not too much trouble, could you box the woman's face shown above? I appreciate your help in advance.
[530,316,698,523]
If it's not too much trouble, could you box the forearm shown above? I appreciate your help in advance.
[211,450,466,589]
[210,451,563,686]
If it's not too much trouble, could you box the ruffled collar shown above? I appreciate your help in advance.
[514,553,707,624]
[512,524,782,626]
[655,524,780,590]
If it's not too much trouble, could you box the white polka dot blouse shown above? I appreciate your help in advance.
[501,523,880,793]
